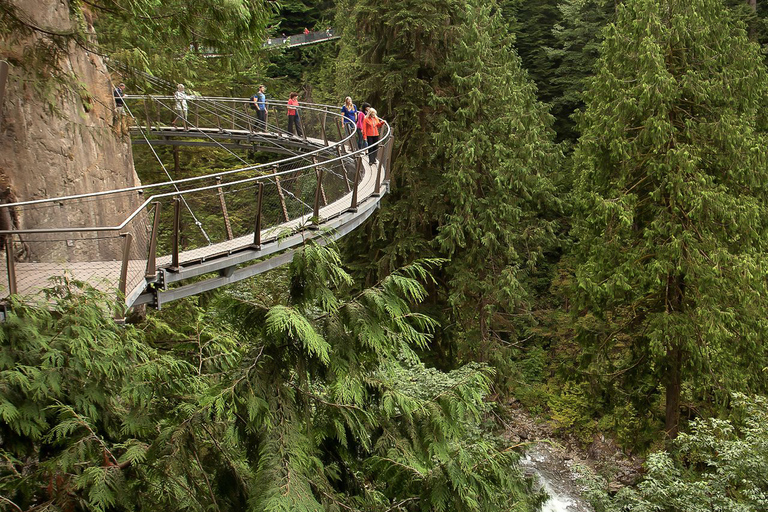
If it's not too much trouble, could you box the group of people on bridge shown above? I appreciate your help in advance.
[249,87,385,165]
[113,81,386,165]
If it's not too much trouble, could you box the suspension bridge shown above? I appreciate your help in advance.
[0,92,393,312]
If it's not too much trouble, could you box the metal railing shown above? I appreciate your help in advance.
[263,29,339,49]
[0,96,394,307]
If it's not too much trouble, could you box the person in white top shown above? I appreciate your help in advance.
[172,83,189,129]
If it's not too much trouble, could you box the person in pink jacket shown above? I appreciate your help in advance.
[362,108,384,165]
[356,102,370,149]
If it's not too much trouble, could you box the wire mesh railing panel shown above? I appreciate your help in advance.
[3,233,122,300]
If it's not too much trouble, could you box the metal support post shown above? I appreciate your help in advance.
[321,111,329,146]
[312,165,324,227]
[253,182,264,248]
[314,156,327,206]
[118,232,133,299]
[384,135,394,183]
[145,201,162,278]
[374,153,384,197]
[217,176,234,240]
[350,156,362,211]
[335,117,343,144]
[170,196,181,271]
[5,234,16,296]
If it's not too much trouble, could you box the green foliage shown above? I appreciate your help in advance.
[92,0,274,84]
[0,282,194,511]
[570,0,768,438]
[547,0,616,144]
[587,394,768,512]
[1,246,542,511]
[336,0,562,379]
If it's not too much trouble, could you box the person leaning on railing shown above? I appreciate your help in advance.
[363,108,384,165]
[287,92,302,137]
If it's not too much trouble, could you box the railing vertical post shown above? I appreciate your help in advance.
[217,176,233,240]
[118,232,133,300]
[314,156,327,206]
[335,118,344,144]
[301,108,308,143]
[195,102,199,127]
[384,135,394,183]
[253,182,264,248]
[145,201,162,278]
[5,234,16,296]
[374,150,384,197]
[313,163,323,227]
[321,111,329,146]
[216,101,222,132]
[350,156,362,211]
[171,196,181,271]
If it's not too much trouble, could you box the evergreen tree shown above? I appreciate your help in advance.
[1,247,543,511]
[570,0,768,438]
[336,0,561,367]
[502,0,562,108]
[547,0,617,144]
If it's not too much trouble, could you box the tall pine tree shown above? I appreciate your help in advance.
[336,0,561,366]
[570,0,768,438]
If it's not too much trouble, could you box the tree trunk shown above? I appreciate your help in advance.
[665,273,685,439]
[664,342,682,439]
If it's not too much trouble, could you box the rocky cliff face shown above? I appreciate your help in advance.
[0,0,144,263]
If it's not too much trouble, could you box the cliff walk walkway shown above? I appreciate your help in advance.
[0,95,393,312]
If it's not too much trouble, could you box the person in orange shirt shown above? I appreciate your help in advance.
[287,92,302,137]
[363,108,384,164]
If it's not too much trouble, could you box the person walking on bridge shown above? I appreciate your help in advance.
[287,92,302,137]
[363,108,384,165]
[253,85,267,131]
[172,83,189,130]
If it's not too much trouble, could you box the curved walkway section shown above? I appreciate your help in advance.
[0,96,394,310]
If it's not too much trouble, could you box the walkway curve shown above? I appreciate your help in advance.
[0,96,394,312]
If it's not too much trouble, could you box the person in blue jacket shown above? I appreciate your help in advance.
[341,96,358,143]
[253,85,267,130]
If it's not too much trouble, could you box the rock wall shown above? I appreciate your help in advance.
[0,0,144,263]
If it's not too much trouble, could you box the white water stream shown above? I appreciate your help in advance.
[521,444,593,512]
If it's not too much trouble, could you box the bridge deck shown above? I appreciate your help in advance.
[0,149,381,305]
[1,96,391,309]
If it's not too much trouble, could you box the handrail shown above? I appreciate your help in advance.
[0,99,358,211]
[0,97,391,235]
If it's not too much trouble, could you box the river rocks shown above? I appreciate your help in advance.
[505,401,644,509]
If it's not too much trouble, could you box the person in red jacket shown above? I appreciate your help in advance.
[362,108,384,164]
[287,92,302,137]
